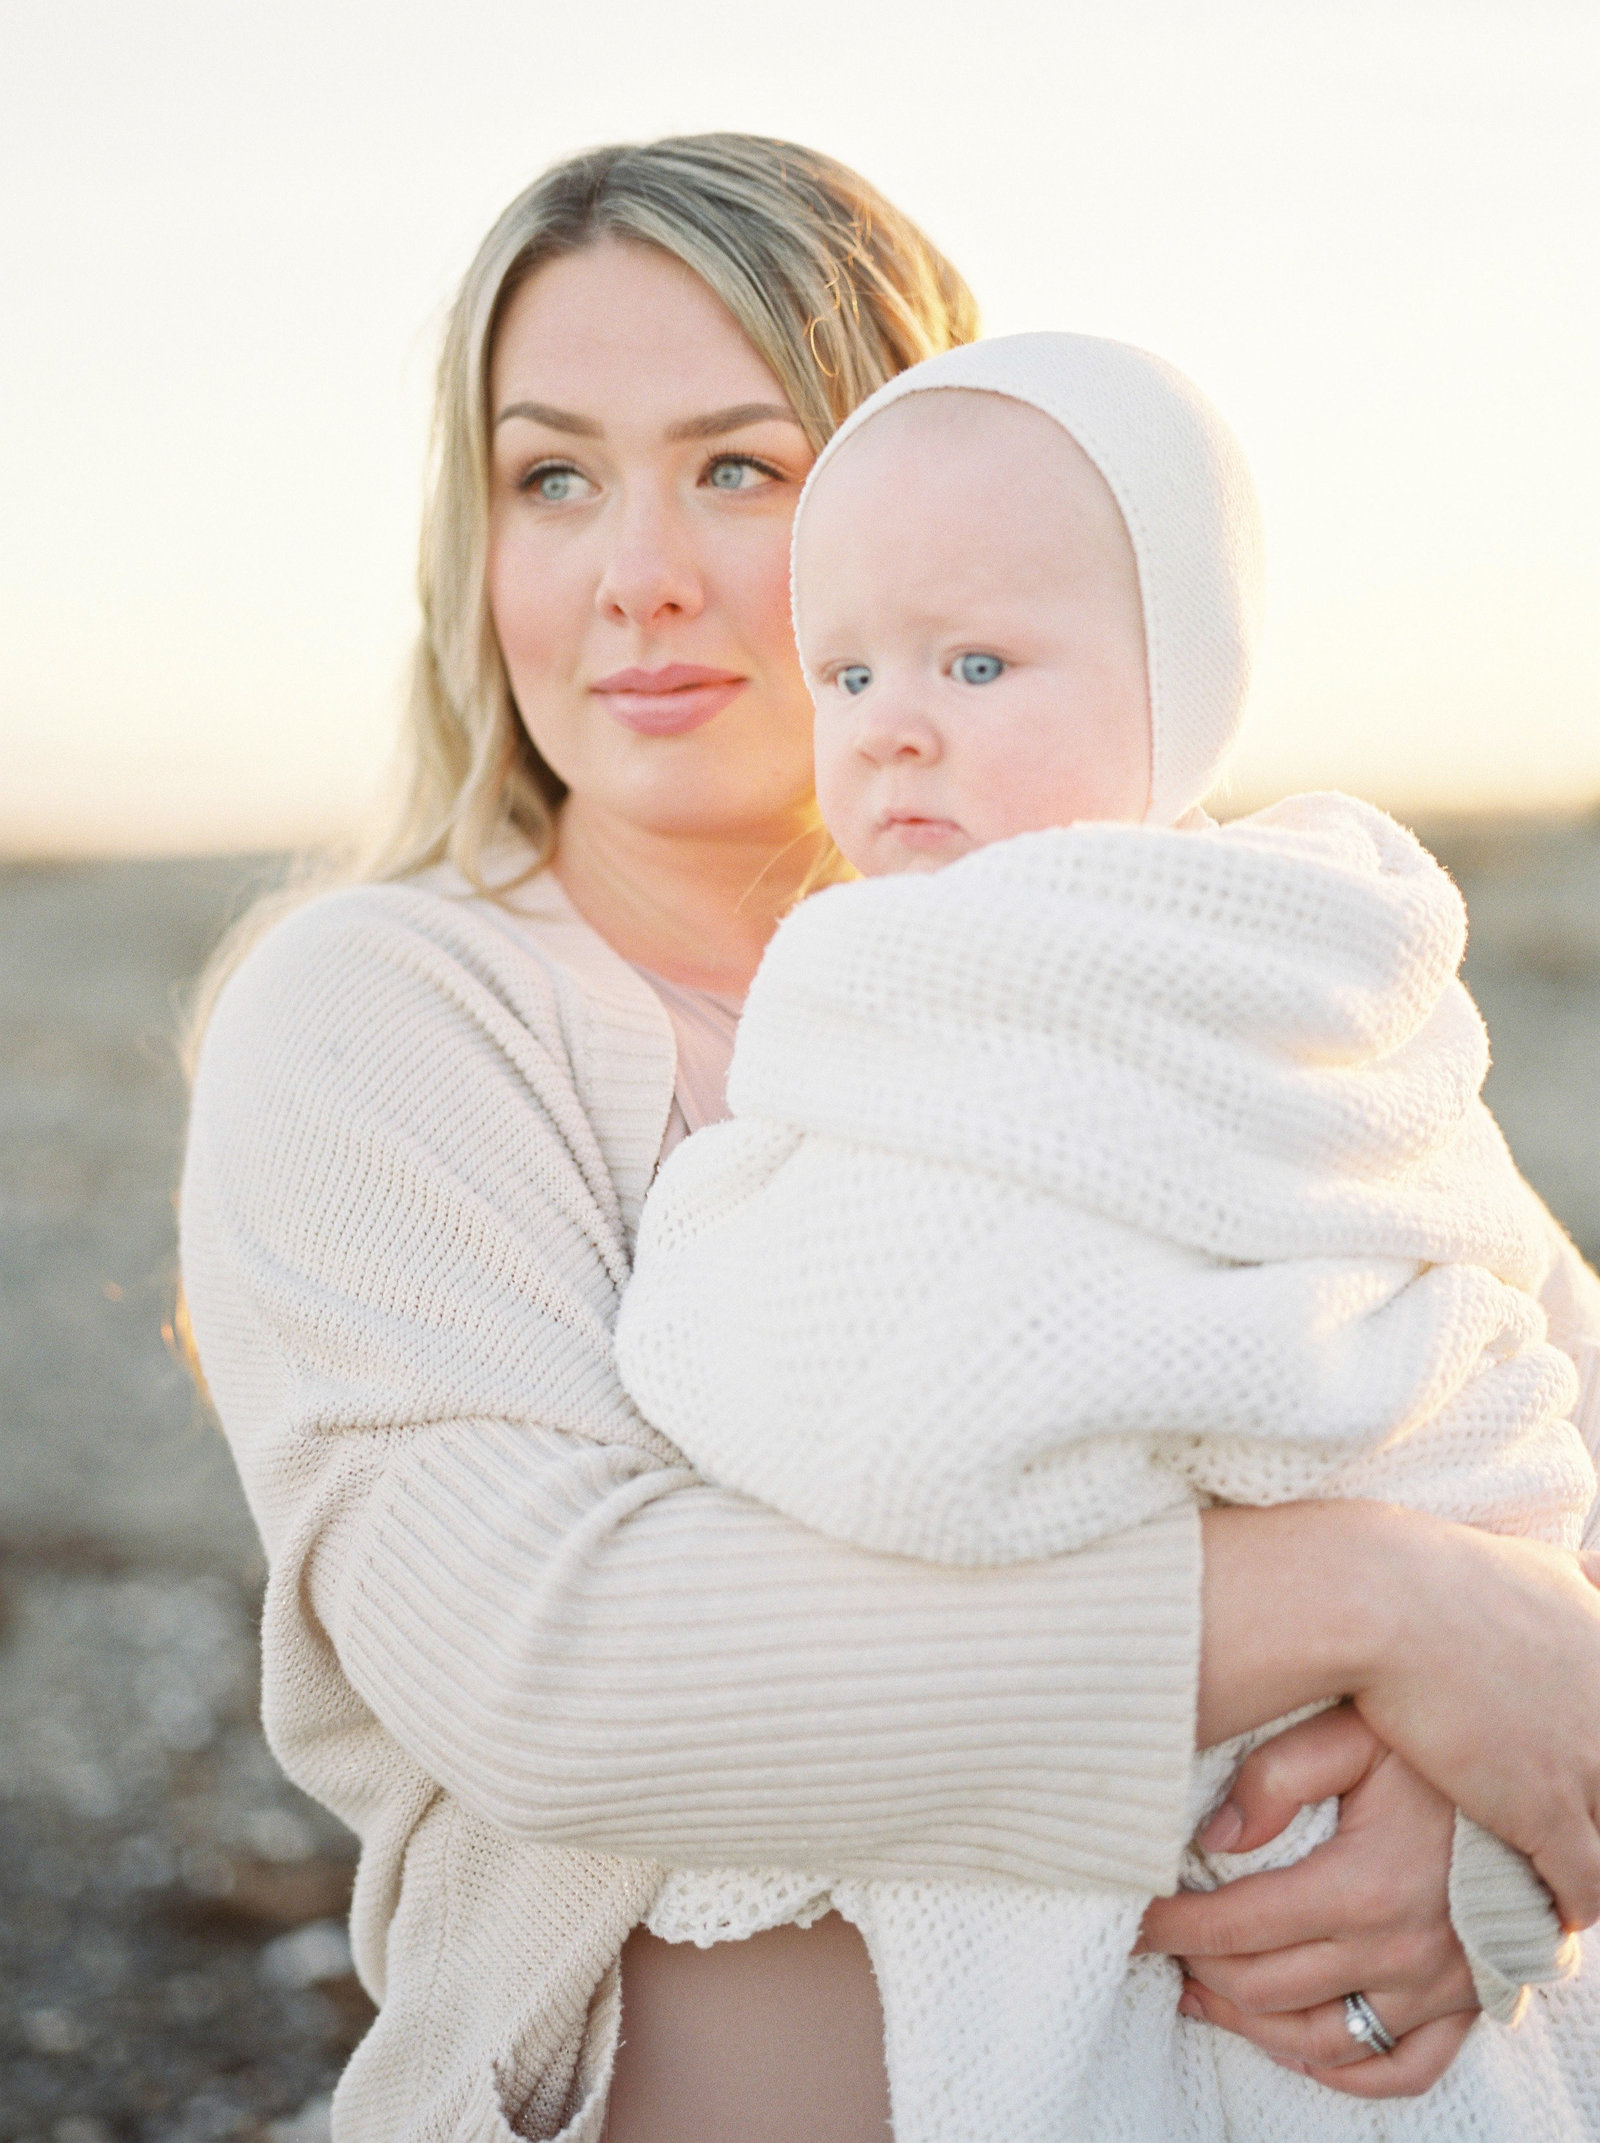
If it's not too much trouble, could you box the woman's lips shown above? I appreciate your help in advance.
[590,664,747,737]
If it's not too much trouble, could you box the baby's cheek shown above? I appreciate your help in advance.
[952,727,1051,840]
[813,729,872,869]
[994,691,1139,831]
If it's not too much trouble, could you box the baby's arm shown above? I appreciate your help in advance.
[616,1121,1194,1563]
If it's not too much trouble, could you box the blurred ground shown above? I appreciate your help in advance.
[2,822,1599,2137]
[1,861,367,2143]
[1426,813,1600,1262]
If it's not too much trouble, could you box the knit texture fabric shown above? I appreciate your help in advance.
[617,793,1600,2142]
[791,331,1266,825]
[178,863,1208,2143]
[1450,1812,1580,2027]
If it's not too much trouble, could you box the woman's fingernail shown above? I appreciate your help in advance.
[1199,1802,1244,1851]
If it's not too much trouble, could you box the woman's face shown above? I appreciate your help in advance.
[487,239,820,847]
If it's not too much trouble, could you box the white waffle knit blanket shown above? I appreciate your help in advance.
[615,794,1600,2142]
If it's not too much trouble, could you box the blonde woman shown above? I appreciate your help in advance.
[180,136,1600,2142]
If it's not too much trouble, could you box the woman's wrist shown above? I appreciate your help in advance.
[1196,1500,1404,1746]
[1203,1499,1600,1931]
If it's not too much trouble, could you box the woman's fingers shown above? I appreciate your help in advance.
[1196,1704,1382,1856]
[1180,1980,1477,2093]
[1155,1747,1483,2098]
[1529,1819,1600,1936]
[1178,1981,1395,2069]
[1145,1711,1492,2099]
[1179,1921,1473,2017]
[1529,1820,1600,1932]
[1144,1738,1477,2066]
[1179,1746,1471,2016]
[1182,1927,1474,2020]
[1140,1848,1376,1960]
[1301,2011,1479,2100]
[1510,1776,1600,1933]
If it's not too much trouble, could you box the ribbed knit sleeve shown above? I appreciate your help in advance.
[182,883,1202,1898]
[1449,1813,1580,2025]
[335,1420,1198,1887]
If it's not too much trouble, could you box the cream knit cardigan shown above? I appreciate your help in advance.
[617,797,1600,2142]
[182,863,1217,2143]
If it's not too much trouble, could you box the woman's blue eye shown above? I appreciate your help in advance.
[838,665,872,697]
[955,652,1005,685]
[531,466,585,502]
[708,458,759,490]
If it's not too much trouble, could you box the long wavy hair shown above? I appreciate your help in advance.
[184,133,978,1058]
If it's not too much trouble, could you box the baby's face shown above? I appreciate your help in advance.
[796,389,1151,875]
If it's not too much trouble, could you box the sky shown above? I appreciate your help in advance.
[2,0,1596,855]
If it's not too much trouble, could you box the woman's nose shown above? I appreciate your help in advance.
[593,492,705,628]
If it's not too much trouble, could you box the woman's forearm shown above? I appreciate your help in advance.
[1195,1501,1396,1746]
[323,1416,1204,1892]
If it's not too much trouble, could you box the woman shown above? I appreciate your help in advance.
[181,135,1600,2142]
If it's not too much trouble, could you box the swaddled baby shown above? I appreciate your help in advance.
[614,335,1600,2141]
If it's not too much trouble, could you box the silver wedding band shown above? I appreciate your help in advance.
[1343,1991,1398,2056]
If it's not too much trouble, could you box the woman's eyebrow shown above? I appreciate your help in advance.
[494,401,602,435]
[664,402,803,442]
[492,398,802,440]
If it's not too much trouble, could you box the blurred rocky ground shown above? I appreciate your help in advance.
[1426,812,1600,1261]
[2,821,1599,2138]
[1,860,366,2143]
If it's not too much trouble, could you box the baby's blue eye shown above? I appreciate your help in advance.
[955,652,1005,685]
[839,665,873,696]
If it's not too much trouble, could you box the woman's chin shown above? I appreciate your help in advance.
[531,713,816,846]
[583,774,822,850]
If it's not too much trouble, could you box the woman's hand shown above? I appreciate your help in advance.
[1139,1708,1480,2099]
[1198,1505,1600,1930]
[1352,1531,1600,1931]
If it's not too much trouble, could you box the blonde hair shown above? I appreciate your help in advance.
[185,133,978,1056]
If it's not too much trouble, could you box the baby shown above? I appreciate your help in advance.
[614,335,1600,2141]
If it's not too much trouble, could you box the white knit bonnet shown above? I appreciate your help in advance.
[792,332,1266,826]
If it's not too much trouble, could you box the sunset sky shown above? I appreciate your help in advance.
[3,0,1596,854]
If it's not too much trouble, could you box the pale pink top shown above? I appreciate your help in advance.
[632,968,744,1158]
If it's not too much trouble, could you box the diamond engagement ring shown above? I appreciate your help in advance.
[1343,1992,1398,2056]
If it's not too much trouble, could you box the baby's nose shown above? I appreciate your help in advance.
[854,688,941,763]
